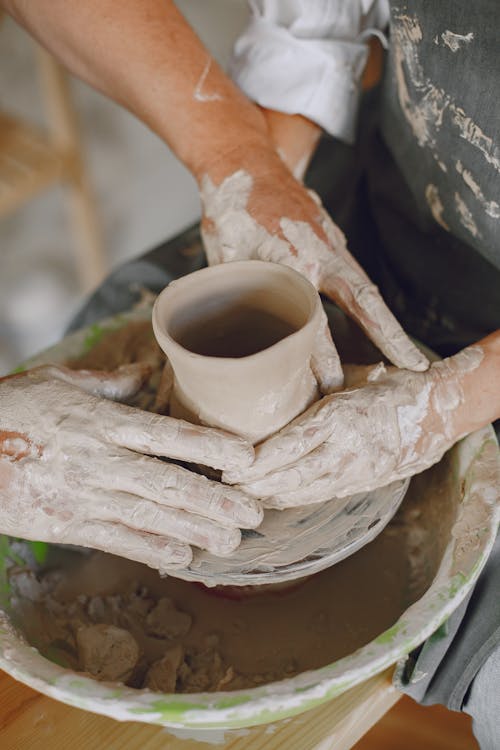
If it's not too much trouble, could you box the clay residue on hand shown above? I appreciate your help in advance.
[0,431,42,462]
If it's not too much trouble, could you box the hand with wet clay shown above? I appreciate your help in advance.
[200,142,429,391]
[224,333,500,507]
[0,365,261,568]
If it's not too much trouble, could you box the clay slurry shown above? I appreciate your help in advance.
[176,306,296,358]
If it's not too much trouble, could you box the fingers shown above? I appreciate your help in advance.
[238,442,335,500]
[223,395,338,485]
[317,212,429,372]
[103,404,254,472]
[239,437,385,506]
[37,363,152,401]
[68,520,192,569]
[310,307,344,394]
[90,490,242,556]
[322,265,429,372]
[104,454,263,530]
[278,211,428,371]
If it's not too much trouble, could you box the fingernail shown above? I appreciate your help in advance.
[163,541,193,567]
[209,527,241,556]
[229,494,263,528]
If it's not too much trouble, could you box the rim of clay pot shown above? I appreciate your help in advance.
[1,307,498,732]
[152,260,321,367]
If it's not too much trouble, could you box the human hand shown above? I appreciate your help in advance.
[200,145,429,392]
[223,344,489,508]
[0,364,261,568]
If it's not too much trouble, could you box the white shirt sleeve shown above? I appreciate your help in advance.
[230,0,390,143]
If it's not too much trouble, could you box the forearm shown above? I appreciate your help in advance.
[3,0,270,183]
[261,110,321,181]
[454,330,500,437]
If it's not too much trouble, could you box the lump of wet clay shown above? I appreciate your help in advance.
[145,644,184,692]
[177,644,226,693]
[76,624,139,682]
[145,597,192,639]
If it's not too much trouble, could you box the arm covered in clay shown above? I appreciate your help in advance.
[2,0,426,383]
[0,364,262,567]
[224,331,500,506]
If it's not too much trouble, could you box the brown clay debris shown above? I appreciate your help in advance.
[76,623,140,682]
[145,597,192,639]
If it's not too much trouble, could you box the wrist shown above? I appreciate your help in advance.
[448,331,500,438]
[191,132,283,187]
[260,109,321,180]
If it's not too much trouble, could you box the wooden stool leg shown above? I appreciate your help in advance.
[36,47,107,292]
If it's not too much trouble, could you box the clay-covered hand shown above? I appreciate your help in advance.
[223,347,484,507]
[200,148,428,392]
[0,364,261,567]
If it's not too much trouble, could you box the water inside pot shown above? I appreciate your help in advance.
[175,306,296,358]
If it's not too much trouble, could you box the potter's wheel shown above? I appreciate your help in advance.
[169,478,410,586]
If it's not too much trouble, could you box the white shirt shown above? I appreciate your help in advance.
[230,0,389,143]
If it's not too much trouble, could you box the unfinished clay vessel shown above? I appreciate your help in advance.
[152,260,322,443]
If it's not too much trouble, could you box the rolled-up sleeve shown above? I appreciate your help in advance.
[230,0,389,143]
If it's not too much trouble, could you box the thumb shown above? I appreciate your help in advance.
[33,363,151,401]
[311,307,344,394]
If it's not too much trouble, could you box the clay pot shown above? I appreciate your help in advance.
[152,260,322,443]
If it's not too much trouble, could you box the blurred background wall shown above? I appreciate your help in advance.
[0,0,249,373]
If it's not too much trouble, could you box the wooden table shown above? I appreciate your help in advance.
[0,667,401,750]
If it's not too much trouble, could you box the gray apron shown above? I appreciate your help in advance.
[378,3,500,739]
[377,0,500,355]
